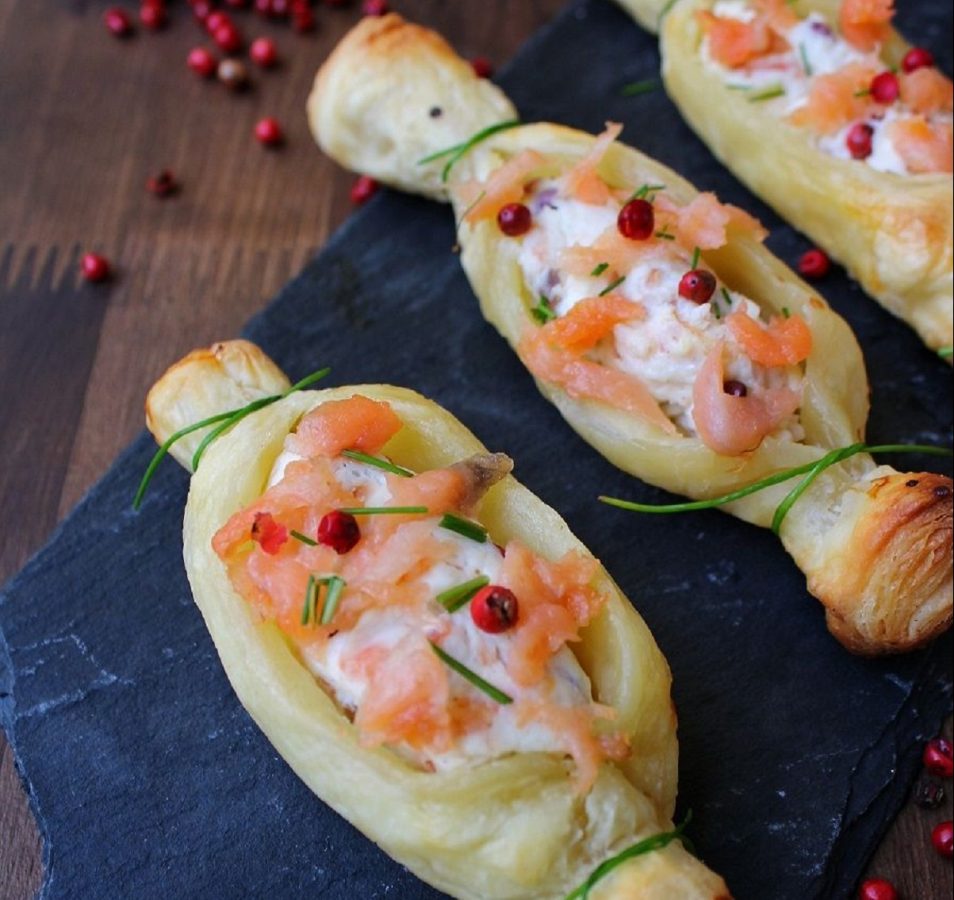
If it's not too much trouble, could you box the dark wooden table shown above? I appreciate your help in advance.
[0,1,950,898]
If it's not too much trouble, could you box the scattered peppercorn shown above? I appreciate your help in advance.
[931,820,953,858]
[923,737,953,779]
[217,58,249,89]
[913,777,945,809]
[362,0,388,14]
[846,122,874,160]
[797,248,831,280]
[901,46,935,74]
[251,511,288,554]
[869,71,899,105]
[617,198,655,241]
[254,117,284,146]
[188,46,218,78]
[678,269,717,304]
[249,36,279,67]
[146,169,178,197]
[214,21,244,53]
[139,2,168,30]
[104,7,134,37]
[80,252,112,283]
[470,585,519,633]
[497,203,532,237]
[471,57,493,79]
[292,8,317,31]
[317,510,361,554]
[723,380,748,398]
[350,175,378,205]
[858,879,897,900]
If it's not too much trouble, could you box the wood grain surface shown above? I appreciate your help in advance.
[0,1,950,898]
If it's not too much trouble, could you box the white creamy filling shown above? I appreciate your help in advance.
[517,182,804,437]
[699,8,943,175]
[265,448,597,770]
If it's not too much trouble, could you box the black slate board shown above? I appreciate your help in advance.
[2,1,952,898]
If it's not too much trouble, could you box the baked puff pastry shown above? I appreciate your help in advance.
[648,0,952,355]
[308,14,953,655]
[144,339,729,900]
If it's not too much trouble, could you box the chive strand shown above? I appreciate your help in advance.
[690,246,701,269]
[439,513,488,543]
[599,275,627,297]
[429,642,512,704]
[337,506,429,516]
[341,449,414,477]
[319,576,346,625]
[290,529,318,546]
[620,78,658,97]
[564,814,692,900]
[436,575,490,613]
[417,120,522,183]
[600,443,951,529]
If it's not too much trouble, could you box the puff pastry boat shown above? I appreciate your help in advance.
[308,14,953,655]
[621,0,953,355]
[144,339,729,900]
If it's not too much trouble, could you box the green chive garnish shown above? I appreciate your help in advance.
[600,443,952,535]
[133,365,331,510]
[531,295,558,324]
[727,84,754,91]
[599,275,627,296]
[782,306,791,318]
[721,287,733,306]
[436,576,490,613]
[590,262,610,277]
[691,246,701,269]
[799,43,813,76]
[337,506,429,516]
[290,530,318,546]
[456,189,487,232]
[564,814,693,900]
[319,575,346,625]
[938,346,953,358]
[418,119,522,182]
[748,84,786,102]
[341,449,414,477]
[621,78,659,97]
[854,87,871,97]
[301,575,320,625]
[654,229,676,241]
[439,513,488,543]
[429,642,513,705]
[711,301,722,320]
[628,183,666,202]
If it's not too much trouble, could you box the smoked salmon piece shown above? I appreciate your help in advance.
[788,63,879,134]
[839,0,894,51]
[886,118,954,175]
[462,149,547,223]
[562,122,622,205]
[287,395,402,458]
[727,308,813,367]
[698,11,773,68]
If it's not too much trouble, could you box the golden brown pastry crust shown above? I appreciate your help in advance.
[307,14,952,655]
[658,0,953,354]
[146,340,729,900]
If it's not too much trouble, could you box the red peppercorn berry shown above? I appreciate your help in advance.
[931,820,954,858]
[362,0,388,14]
[924,737,954,779]
[858,879,897,900]
[249,37,279,68]
[846,122,874,160]
[80,252,111,283]
[317,510,361,554]
[254,117,284,146]
[617,198,655,241]
[497,203,532,237]
[139,3,168,30]
[146,169,177,197]
[902,46,935,74]
[869,71,899,105]
[797,247,831,280]
[723,380,748,398]
[188,46,218,78]
[292,9,317,32]
[271,0,291,15]
[104,7,134,37]
[350,175,378,205]
[471,57,493,79]
[214,22,244,54]
[192,1,214,22]
[205,11,232,33]
[678,268,717,304]
[251,512,289,555]
[225,0,250,7]
[470,585,519,633]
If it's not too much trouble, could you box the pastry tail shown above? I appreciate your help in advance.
[145,340,292,472]
[306,14,519,201]
[779,466,953,654]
